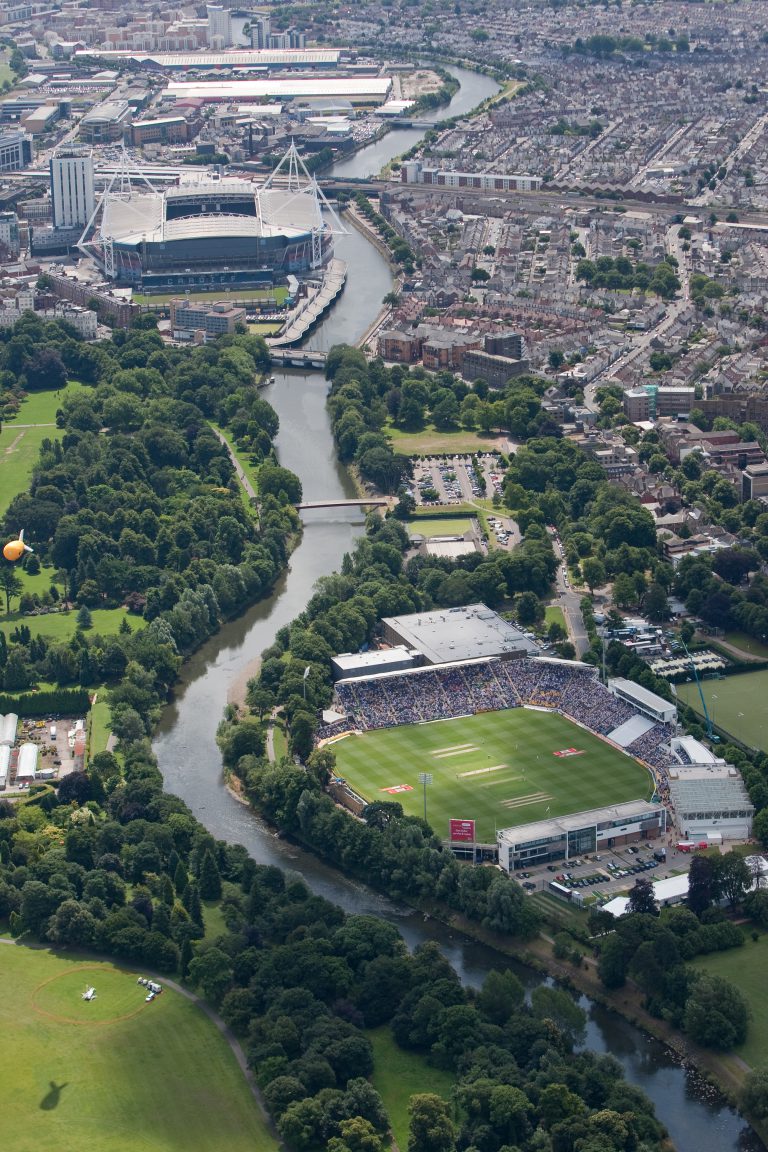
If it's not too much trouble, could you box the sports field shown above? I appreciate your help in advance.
[0,944,277,1152]
[677,671,768,753]
[331,709,652,842]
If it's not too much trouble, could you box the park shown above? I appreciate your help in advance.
[0,944,277,1152]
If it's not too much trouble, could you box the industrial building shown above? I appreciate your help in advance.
[50,146,95,230]
[0,713,18,745]
[497,799,667,871]
[163,77,392,107]
[75,48,342,70]
[380,604,540,665]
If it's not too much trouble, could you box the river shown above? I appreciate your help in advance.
[330,65,500,180]
[153,77,761,1152]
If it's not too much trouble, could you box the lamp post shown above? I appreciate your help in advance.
[418,772,433,824]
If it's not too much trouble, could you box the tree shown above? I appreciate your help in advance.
[188,946,234,1006]
[684,973,749,1049]
[408,1094,456,1152]
[714,852,750,910]
[198,849,222,901]
[582,557,606,593]
[597,934,627,989]
[627,877,658,916]
[76,605,93,630]
[0,566,23,614]
[687,854,715,918]
[645,582,670,621]
[741,1066,768,1123]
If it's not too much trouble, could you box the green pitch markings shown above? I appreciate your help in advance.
[333,708,652,842]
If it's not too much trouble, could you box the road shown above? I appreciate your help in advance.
[547,528,590,656]
[583,221,693,412]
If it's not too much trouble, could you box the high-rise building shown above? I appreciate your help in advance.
[207,4,232,47]
[249,15,270,48]
[50,146,95,230]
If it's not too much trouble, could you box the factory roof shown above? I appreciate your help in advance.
[75,49,341,68]
[164,78,392,102]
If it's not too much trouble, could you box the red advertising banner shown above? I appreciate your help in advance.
[449,818,476,843]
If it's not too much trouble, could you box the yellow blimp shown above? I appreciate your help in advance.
[3,529,33,562]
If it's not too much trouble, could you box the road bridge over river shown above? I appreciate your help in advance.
[296,498,389,511]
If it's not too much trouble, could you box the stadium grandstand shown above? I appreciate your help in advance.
[326,654,680,815]
[79,142,341,291]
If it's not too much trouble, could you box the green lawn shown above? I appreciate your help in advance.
[248,322,282,336]
[1,385,92,518]
[134,287,288,306]
[544,605,566,631]
[0,943,277,1152]
[0,426,60,519]
[203,900,229,944]
[676,671,768,752]
[387,423,506,455]
[272,721,287,761]
[405,517,475,538]
[694,934,768,1067]
[723,631,768,660]
[369,1026,454,1150]
[88,693,112,757]
[4,382,88,426]
[332,710,653,843]
[1,608,146,644]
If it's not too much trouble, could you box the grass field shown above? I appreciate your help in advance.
[248,322,282,336]
[369,1026,454,1150]
[1,608,146,644]
[1,384,88,518]
[332,710,652,842]
[387,423,506,455]
[4,382,87,426]
[210,424,259,504]
[134,287,288,306]
[723,631,768,660]
[694,934,768,1066]
[88,693,112,757]
[405,517,475,537]
[544,605,566,631]
[0,943,277,1152]
[676,671,768,752]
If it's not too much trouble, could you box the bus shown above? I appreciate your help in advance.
[549,880,573,901]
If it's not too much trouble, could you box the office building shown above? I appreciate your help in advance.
[207,4,232,47]
[50,146,95,230]
[170,298,247,339]
[0,210,19,256]
[0,129,32,171]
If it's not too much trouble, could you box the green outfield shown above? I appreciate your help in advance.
[677,671,768,753]
[331,709,653,842]
[0,944,277,1152]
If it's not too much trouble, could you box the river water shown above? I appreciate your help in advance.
[330,65,500,180]
[153,74,761,1152]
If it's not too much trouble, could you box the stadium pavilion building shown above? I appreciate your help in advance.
[496,800,667,872]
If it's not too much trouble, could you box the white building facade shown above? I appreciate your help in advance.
[50,147,95,230]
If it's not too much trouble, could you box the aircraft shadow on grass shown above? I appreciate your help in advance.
[40,1080,68,1110]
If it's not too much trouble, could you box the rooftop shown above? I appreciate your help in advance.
[498,799,661,847]
[382,604,540,663]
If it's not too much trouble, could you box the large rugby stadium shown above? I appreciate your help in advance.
[81,145,335,292]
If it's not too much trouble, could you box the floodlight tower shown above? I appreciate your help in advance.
[680,637,714,739]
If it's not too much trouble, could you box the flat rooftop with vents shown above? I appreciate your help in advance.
[381,604,540,664]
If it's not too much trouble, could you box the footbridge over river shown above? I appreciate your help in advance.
[296,498,389,511]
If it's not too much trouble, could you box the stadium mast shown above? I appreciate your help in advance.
[261,140,347,269]
[679,637,715,740]
[77,145,160,275]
